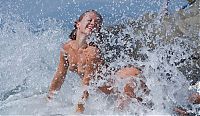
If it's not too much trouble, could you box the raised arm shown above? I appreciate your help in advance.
[48,48,69,99]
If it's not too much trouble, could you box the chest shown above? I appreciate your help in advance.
[67,47,99,72]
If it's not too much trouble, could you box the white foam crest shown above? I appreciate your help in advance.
[0,12,69,101]
[0,2,199,114]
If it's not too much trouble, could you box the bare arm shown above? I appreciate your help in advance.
[48,49,69,99]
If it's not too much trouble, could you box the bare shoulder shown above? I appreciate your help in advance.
[87,45,101,54]
[62,40,75,52]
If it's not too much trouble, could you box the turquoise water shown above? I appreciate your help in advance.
[0,0,199,115]
[0,0,187,27]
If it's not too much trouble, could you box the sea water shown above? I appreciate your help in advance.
[0,0,199,115]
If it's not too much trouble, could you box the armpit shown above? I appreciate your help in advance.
[63,52,69,69]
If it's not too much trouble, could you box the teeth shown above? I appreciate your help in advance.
[88,27,93,30]
[87,26,96,32]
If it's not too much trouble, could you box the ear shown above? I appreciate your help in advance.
[76,21,80,29]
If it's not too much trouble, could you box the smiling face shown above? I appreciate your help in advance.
[76,11,102,36]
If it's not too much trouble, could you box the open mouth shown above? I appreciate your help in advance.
[87,26,94,31]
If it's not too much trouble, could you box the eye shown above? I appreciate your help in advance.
[94,20,100,26]
[88,19,92,22]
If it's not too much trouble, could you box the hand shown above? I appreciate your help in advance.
[76,103,85,113]
[46,91,55,102]
[189,93,200,104]
[174,107,188,115]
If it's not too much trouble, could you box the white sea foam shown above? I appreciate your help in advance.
[0,0,199,115]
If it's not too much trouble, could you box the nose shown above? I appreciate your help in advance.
[90,20,95,25]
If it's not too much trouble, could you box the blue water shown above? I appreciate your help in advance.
[1,0,187,27]
[0,0,199,115]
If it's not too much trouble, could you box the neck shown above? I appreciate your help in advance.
[75,32,89,49]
